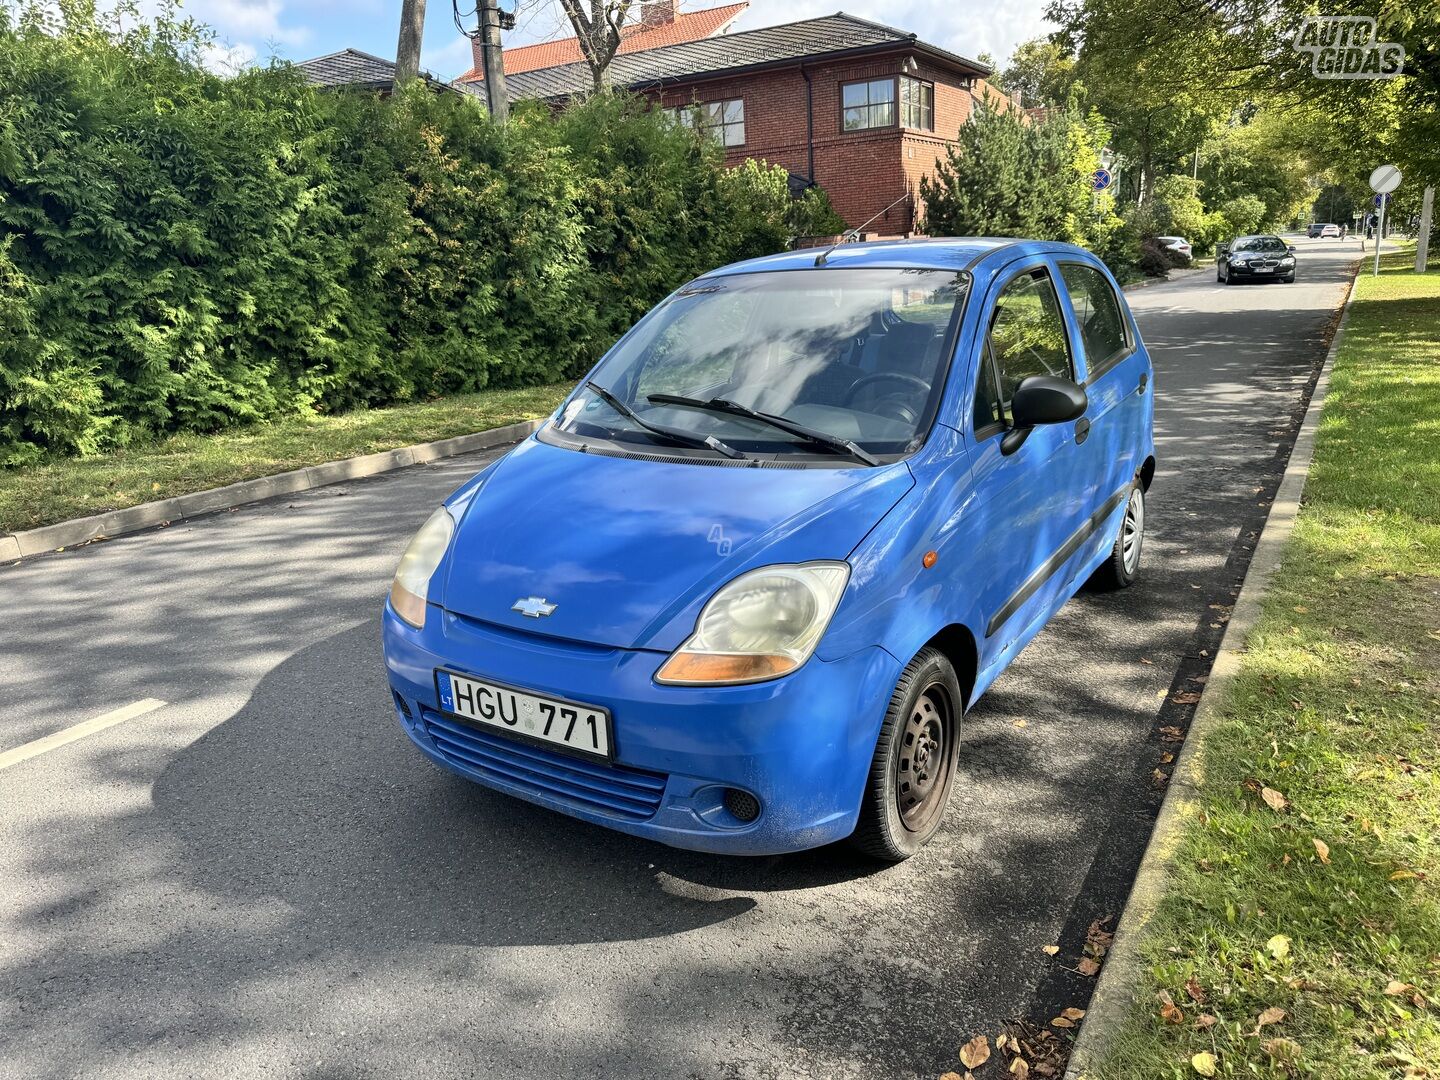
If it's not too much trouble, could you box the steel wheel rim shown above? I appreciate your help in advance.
[893,682,955,834]
[1122,488,1144,574]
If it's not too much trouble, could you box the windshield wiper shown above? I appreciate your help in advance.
[583,382,747,460]
[646,394,880,467]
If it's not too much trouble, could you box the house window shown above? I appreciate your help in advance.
[841,78,895,131]
[900,76,934,130]
[668,99,745,147]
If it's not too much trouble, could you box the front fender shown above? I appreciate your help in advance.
[818,425,986,677]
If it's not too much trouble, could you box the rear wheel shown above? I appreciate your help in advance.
[1092,481,1145,590]
[850,647,962,862]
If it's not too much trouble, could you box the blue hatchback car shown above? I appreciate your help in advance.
[383,238,1154,860]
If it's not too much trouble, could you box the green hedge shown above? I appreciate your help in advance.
[0,0,835,466]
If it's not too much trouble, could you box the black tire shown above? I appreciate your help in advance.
[1281,274,1294,283]
[850,647,962,862]
[1091,481,1145,590]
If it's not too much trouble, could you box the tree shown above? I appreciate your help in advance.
[556,0,632,92]
[999,37,1077,107]
[920,103,1119,260]
[1047,0,1437,194]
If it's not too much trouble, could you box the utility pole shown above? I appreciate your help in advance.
[394,0,426,87]
[477,0,510,122]
[1417,186,1434,274]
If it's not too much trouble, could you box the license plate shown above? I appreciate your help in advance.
[1254,266,1273,273]
[434,669,612,760]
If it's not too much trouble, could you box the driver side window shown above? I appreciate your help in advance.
[981,268,1073,424]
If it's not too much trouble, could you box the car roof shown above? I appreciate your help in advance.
[706,237,1102,277]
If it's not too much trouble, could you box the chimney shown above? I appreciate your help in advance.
[640,0,678,28]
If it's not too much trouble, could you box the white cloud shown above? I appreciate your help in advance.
[422,32,477,76]
[200,39,260,72]
[187,0,311,45]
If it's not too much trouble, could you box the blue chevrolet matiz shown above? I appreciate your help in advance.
[383,238,1154,861]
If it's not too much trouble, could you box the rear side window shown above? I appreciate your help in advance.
[1059,263,1129,377]
[983,268,1073,422]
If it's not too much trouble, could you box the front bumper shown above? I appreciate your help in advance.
[382,604,900,855]
[1225,261,1293,278]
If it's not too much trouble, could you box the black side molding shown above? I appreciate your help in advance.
[986,485,1129,639]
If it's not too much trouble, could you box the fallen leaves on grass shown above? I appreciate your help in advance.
[1195,1013,1218,1029]
[1385,980,1413,996]
[1267,934,1292,960]
[1191,1050,1218,1076]
[1261,786,1289,812]
[1263,1038,1302,1064]
[1158,990,1186,1024]
[1252,1006,1286,1034]
[1313,838,1331,864]
[1184,977,1207,1003]
[959,1035,990,1069]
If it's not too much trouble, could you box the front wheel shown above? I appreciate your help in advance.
[1091,481,1145,590]
[850,647,962,862]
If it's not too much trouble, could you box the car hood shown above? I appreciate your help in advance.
[438,437,914,651]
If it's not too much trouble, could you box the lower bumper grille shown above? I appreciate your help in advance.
[420,708,667,821]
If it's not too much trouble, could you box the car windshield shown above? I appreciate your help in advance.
[1233,236,1287,253]
[552,268,970,459]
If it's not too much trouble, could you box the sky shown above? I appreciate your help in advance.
[183,0,1054,81]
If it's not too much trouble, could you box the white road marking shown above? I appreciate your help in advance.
[0,698,167,771]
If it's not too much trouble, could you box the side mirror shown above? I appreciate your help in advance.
[1218,245,1230,256]
[1287,245,1297,254]
[1001,375,1088,455]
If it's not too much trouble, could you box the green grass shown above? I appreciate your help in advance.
[1093,248,1440,1077]
[0,384,570,534]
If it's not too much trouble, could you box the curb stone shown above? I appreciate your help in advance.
[3,418,543,563]
[1064,260,1365,1078]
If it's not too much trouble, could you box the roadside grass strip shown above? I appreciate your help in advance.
[0,383,569,534]
[1093,250,1440,1076]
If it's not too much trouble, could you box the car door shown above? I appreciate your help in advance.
[962,260,1106,667]
[1055,260,1147,514]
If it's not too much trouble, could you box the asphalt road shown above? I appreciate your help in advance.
[0,240,1359,1080]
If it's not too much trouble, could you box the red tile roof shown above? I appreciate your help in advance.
[456,2,746,81]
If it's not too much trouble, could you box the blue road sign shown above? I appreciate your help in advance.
[1374,193,1388,208]
[1092,168,1113,192]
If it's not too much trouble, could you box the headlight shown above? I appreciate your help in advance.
[1280,256,1295,265]
[388,506,455,628]
[655,562,850,685]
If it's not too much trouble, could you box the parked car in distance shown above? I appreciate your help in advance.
[1157,235,1193,261]
[1320,224,1342,238]
[382,238,1156,861]
[1307,222,1333,238]
[1217,235,1297,284]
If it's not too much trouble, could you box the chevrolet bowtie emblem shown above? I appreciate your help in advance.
[512,596,557,618]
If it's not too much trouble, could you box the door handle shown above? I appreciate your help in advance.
[1138,372,1149,394]
[1075,417,1091,444]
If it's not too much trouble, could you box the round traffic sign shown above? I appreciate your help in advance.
[1369,164,1402,194]
[1092,168,1113,192]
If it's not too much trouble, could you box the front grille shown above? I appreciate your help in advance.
[420,708,667,821]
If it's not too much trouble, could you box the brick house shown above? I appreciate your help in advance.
[296,7,1011,235]
[499,9,1008,235]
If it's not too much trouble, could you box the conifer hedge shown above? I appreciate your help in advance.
[0,0,840,465]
